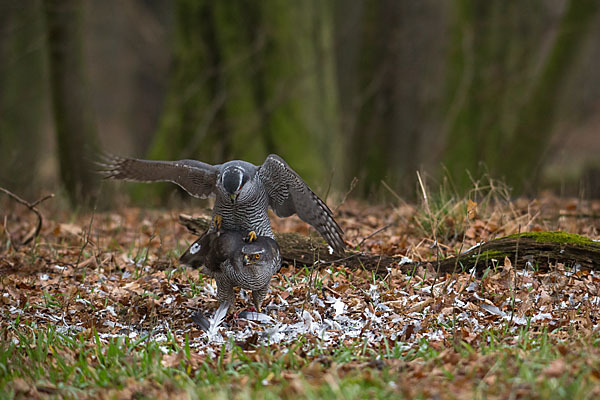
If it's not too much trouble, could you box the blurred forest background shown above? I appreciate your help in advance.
[1,0,600,207]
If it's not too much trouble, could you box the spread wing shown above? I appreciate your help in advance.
[258,154,345,255]
[97,153,219,198]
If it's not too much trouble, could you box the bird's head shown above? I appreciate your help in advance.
[240,237,279,270]
[221,166,248,202]
[242,248,265,266]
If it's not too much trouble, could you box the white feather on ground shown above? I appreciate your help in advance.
[206,302,229,341]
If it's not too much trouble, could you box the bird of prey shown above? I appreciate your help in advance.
[179,223,281,312]
[99,153,345,254]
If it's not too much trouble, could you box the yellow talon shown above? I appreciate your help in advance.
[247,230,257,243]
[213,215,222,231]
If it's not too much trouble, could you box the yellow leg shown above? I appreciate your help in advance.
[213,214,223,231]
[246,230,257,243]
[227,303,236,315]
[252,289,265,312]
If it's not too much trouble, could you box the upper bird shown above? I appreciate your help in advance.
[99,153,345,254]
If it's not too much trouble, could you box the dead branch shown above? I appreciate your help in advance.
[0,187,54,247]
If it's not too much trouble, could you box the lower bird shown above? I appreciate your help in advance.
[179,217,281,313]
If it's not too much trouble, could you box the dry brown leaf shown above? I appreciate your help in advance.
[57,223,83,237]
[542,359,567,378]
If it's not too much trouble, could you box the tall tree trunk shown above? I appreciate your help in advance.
[43,0,99,205]
[503,0,599,192]
[139,0,339,203]
[443,0,540,190]
[443,0,598,193]
[334,0,447,197]
[0,1,45,196]
[256,0,338,190]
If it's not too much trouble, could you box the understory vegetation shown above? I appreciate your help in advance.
[1,180,599,398]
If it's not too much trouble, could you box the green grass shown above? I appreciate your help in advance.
[0,325,400,399]
[1,323,599,399]
[413,172,512,243]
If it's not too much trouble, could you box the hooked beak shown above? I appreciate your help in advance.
[229,193,237,203]
[243,254,254,266]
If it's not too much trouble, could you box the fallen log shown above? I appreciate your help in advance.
[428,231,600,274]
[179,214,600,274]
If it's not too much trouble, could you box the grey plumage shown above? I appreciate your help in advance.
[98,153,345,254]
[179,230,281,311]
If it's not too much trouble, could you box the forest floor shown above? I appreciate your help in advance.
[1,185,600,399]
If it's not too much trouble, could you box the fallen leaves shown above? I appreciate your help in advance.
[0,196,600,397]
[542,359,567,378]
[161,350,204,369]
[54,223,83,237]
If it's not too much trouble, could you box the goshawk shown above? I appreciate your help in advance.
[99,153,345,254]
[179,226,281,312]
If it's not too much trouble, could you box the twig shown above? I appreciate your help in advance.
[417,172,442,299]
[452,233,466,275]
[444,230,467,294]
[380,180,403,204]
[357,223,393,248]
[2,215,16,248]
[324,167,336,204]
[301,261,320,314]
[334,177,358,212]
[416,172,431,216]
[0,187,54,246]
[323,285,342,298]
[509,225,521,327]
[318,251,362,265]
[75,205,97,268]
[30,194,55,209]
[550,213,600,219]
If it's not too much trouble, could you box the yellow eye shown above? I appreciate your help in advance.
[254,254,261,259]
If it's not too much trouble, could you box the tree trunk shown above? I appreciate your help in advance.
[443,1,539,190]
[503,0,599,192]
[130,0,224,203]
[443,0,598,193]
[334,0,447,196]
[43,0,99,205]
[136,0,339,203]
[0,1,45,196]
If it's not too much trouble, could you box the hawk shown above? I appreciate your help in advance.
[179,227,280,312]
[99,153,345,254]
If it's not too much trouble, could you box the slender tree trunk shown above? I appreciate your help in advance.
[504,0,599,192]
[443,0,536,190]
[334,0,447,197]
[136,0,235,202]
[257,0,337,189]
[141,0,339,203]
[0,1,45,196]
[443,0,598,193]
[43,0,99,205]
